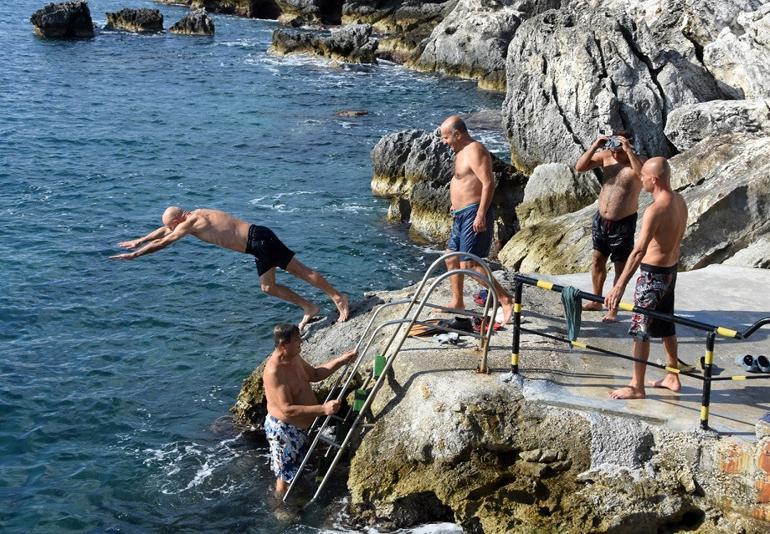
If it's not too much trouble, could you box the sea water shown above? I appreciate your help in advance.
[0,1,505,531]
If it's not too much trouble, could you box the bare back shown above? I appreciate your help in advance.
[187,209,252,252]
[597,155,642,220]
[449,141,490,209]
[264,356,319,429]
[643,191,688,267]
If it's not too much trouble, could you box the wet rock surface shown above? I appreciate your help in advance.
[170,8,215,35]
[30,1,95,38]
[271,23,379,63]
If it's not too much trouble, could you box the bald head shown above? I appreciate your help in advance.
[162,206,184,227]
[642,157,671,186]
[440,115,468,135]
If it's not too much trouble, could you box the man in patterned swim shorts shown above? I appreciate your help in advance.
[262,323,357,495]
[604,157,688,400]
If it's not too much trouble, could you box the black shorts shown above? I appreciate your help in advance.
[592,211,637,263]
[628,263,677,340]
[245,225,295,276]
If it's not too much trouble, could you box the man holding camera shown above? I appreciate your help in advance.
[575,132,643,322]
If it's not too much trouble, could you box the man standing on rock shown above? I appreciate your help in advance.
[604,157,688,400]
[439,115,513,324]
[111,207,349,329]
[576,132,643,322]
[263,323,357,495]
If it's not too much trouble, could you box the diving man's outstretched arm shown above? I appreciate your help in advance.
[117,226,171,250]
[110,218,196,260]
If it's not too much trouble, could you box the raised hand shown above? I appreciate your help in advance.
[117,240,140,249]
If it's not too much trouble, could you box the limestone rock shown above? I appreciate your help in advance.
[412,0,522,91]
[270,24,379,63]
[516,163,600,227]
[105,8,163,33]
[170,8,215,35]
[503,8,673,173]
[371,128,526,245]
[186,0,281,19]
[665,99,770,151]
[704,4,770,99]
[276,0,342,25]
[342,0,455,62]
[30,1,94,38]
[723,237,770,269]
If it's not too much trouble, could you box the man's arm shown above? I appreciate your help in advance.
[619,136,643,176]
[302,349,358,383]
[575,137,608,172]
[604,207,661,310]
[266,371,340,417]
[468,145,495,233]
[117,226,171,250]
[110,218,196,260]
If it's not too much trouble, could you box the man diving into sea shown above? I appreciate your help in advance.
[111,207,350,329]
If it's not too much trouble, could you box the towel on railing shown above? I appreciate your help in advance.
[561,286,582,341]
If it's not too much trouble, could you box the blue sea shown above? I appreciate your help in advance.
[0,1,505,531]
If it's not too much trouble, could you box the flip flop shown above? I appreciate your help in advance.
[448,317,474,333]
[757,354,770,373]
[735,354,760,373]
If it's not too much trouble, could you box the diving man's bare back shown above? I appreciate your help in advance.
[111,206,350,328]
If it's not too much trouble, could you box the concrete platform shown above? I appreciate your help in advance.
[499,264,770,441]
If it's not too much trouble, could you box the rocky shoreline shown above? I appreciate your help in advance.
[232,278,770,532]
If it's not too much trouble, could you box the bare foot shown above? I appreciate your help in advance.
[501,300,513,324]
[334,294,349,322]
[609,385,646,399]
[649,373,681,392]
[601,311,618,323]
[299,303,321,330]
[583,302,602,311]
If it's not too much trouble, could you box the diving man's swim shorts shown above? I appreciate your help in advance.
[245,225,295,276]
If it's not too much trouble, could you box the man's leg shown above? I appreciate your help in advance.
[259,267,320,330]
[465,261,514,324]
[445,252,465,311]
[275,477,289,497]
[583,249,608,311]
[284,257,349,322]
[649,335,681,391]
[610,338,649,399]
[601,259,627,322]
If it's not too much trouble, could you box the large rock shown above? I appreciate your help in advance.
[412,0,521,91]
[169,0,281,19]
[371,128,526,246]
[105,8,163,33]
[30,1,94,38]
[515,163,600,227]
[342,0,455,62]
[275,0,343,25]
[704,4,770,99]
[170,8,215,35]
[270,23,379,63]
[665,99,770,151]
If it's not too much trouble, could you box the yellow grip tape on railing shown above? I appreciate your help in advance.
[618,302,634,312]
[731,375,747,381]
[511,352,519,366]
[716,327,738,338]
[570,340,587,349]
[700,406,709,420]
[665,366,681,374]
[703,350,714,366]
[513,303,522,313]
[536,280,553,290]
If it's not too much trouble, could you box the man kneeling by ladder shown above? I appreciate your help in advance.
[263,323,357,496]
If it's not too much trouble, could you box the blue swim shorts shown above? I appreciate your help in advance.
[264,414,308,483]
[447,203,494,260]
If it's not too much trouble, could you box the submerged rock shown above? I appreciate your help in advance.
[371,128,526,246]
[665,99,770,151]
[105,8,164,33]
[30,1,94,38]
[170,8,215,35]
[271,23,378,63]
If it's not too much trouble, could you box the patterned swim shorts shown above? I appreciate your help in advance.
[628,263,678,341]
[264,414,308,483]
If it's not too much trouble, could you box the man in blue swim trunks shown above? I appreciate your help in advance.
[439,116,513,324]
[263,323,357,495]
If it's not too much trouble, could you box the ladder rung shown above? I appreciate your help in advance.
[328,414,344,422]
[318,433,341,448]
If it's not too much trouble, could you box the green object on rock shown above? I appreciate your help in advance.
[373,354,386,377]
[353,389,368,412]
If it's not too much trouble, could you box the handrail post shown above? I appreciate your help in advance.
[511,280,522,375]
[700,332,716,430]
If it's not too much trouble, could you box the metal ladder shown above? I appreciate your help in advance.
[283,252,501,504]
